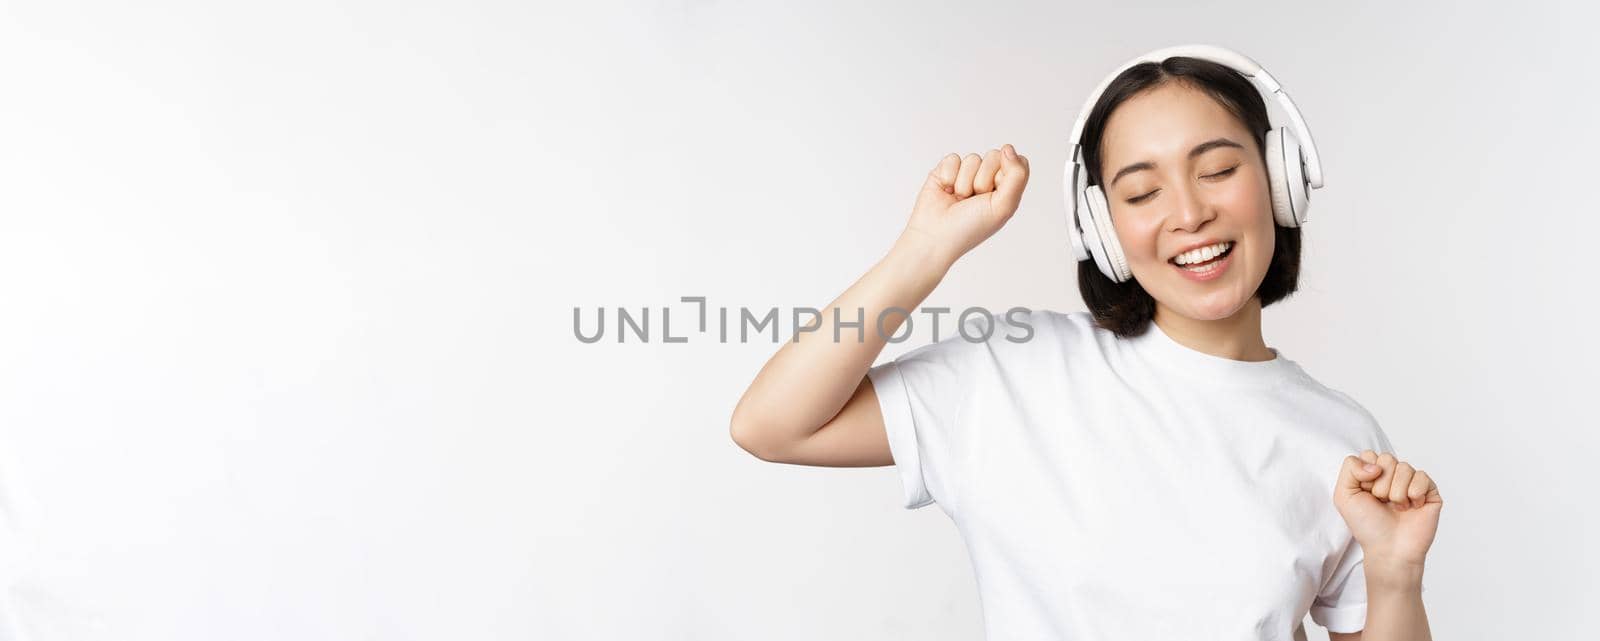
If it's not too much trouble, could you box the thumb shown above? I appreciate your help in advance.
[1337,455,1383,496]
[920,170,953,200]
[991,144,1030,213]
[920,154,959,199]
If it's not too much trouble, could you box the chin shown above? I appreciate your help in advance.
[1148,278,1256,322]
[1169,296,1247,322]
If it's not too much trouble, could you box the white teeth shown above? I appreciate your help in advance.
[1173,241,1233,266]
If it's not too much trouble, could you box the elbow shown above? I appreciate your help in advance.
[729,409,782,462]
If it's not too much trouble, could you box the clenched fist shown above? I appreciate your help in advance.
[900,144,1030,268]
[1333,450,1443,571]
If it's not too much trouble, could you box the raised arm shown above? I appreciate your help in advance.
[729,145,1030,466]
[1329,450,1442,640]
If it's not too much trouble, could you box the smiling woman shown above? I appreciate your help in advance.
[1075,55,1302,339]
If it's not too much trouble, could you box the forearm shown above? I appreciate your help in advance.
[1360,559,1431,641]
[730,230,952,447]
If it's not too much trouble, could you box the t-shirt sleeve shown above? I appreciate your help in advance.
[1310,537,1369,633]
[866,317,990,511]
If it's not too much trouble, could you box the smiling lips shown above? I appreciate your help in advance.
[1170,240,1235,282]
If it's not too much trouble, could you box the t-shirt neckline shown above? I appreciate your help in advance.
[1125,319,1300,388]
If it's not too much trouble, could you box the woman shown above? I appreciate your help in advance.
[730,47,1441,641]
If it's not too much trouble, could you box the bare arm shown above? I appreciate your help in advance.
[1325,567,1428,641]
[1346,556,1430,640]
[730,145,1030,465]
[729,233,948,464]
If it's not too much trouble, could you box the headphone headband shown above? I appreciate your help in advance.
[1066,44,1322,189]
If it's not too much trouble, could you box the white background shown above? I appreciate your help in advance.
[2,1,1595,639]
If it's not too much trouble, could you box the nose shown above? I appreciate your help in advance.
[1167,182,1215,233]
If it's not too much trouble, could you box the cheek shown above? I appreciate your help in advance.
[1112,213,1166,263]
[1225,176,1278,270]
[1216,175,1272,219]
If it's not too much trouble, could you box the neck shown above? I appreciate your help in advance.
[1152,297,1275,362]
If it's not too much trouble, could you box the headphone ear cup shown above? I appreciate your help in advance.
[1083,185,1132,283]
[1067,204,1091,263]
[1066,162,1092,261]
[1264,127,1310,228]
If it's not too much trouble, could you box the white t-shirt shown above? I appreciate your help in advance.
[867,308,1410,640]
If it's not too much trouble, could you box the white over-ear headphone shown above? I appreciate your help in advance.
[1064,45,1324,283]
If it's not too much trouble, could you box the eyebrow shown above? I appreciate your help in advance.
[1109,137,1245,187]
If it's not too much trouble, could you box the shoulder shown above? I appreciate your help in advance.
[885,307,1113,382]
[951,308,1127,390]
[1281,367,1395,453]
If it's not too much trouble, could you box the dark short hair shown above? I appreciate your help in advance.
[1076,56,1301,338]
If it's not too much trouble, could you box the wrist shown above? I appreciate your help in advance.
[890,228,958,276]
[1364,555,1425,592]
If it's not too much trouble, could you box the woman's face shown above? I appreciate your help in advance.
[1097,81,1276,322]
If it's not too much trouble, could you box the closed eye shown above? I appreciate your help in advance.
[1124,165,1241,205]
[1126,189,1158,205]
